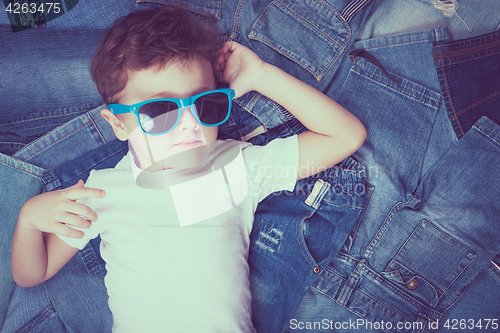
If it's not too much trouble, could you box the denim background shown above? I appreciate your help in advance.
[1,0,499,332]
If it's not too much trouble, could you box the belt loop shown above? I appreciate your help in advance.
[304,179,328,209]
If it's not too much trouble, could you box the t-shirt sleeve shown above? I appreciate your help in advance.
[56,173,102,250]
[243,135,299,203]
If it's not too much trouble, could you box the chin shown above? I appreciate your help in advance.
[161,144,210,169]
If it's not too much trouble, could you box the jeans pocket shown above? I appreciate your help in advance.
[381,220,475,308]
[249,0,349,82]
[137,0,222,19]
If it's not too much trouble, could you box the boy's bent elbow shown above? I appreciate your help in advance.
[355,124,367,150]
[12,273,45,288]
[344,121,367,154]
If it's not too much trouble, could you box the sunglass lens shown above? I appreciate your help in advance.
[194,92,230,125]
[138,101,179,134]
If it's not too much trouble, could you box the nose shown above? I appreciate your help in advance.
[177,106,200,130]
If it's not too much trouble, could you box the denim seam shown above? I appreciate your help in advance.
[0,142,24,146]
[340,183,373,253]
[348,287,419,327]
[434,49,500,67]
[17,302,57,333]
[80,243,105,276]
[351,61,440,108]
[434,43,465,136]
[451,89,500,122]
[229,0,245,41]
[87,112,106,145]
[437,32,500,48]
[17,121,94,162]
[362,198,413,260]
[1,104,100,126]
[41,172,60,191]
[0,159,43,178]
[474,124,500,147]
[296,213,319,270]
[339,268,361,306]
[488,264,500,279]
[363,38,438,51]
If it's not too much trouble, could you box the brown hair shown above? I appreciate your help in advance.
[91,6,223,104]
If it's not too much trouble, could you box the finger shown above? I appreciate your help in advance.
[224,40,238,52]
[221,41,232,53]
[59,212,93,229]
[66,187,106,201]
[54,224,86,239]
[63,201,98,222]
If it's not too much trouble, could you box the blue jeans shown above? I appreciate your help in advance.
[357,0,500,41]
[2,2,500,333]
[0,106,127,331]
[0,0,375,329]
[287,28,500,333]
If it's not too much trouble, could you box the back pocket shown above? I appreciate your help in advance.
[382,220,475,307]
[249,0,349,83]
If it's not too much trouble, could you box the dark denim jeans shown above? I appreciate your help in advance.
[433,30,500,140]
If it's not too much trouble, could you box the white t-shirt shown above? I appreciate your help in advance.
[58,136,299,333]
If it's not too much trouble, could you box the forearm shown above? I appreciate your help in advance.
[11,212,49,287]
[253,63,366,144]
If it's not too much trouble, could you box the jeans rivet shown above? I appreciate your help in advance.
[407,278,418,290]
[313,266,321,274]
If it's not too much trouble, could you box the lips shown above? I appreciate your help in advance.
[173,140,203,148]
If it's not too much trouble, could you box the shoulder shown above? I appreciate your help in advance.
[85,153,133,189]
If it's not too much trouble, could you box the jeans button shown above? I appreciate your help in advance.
[313,266,321,274]
[407,278,418,290]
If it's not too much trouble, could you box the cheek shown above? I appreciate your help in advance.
[203,126,218,146]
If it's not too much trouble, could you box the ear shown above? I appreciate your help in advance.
[101,109,129,141]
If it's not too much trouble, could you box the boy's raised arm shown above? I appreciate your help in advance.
[11,180,104,287]
[216,41,367,179]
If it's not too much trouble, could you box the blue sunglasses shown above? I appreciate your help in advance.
[108,88,234,135]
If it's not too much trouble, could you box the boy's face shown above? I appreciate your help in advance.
[102,56,219,171]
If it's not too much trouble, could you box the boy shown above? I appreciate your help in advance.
[10,6,366,332]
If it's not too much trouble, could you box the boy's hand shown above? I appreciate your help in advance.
[18,179,105,238]
[214,41,266,98]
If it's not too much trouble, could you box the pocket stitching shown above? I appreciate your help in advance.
[249,0,350,81]
[386,220,476,296]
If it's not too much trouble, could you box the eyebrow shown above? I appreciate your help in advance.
[149,87,213,100]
